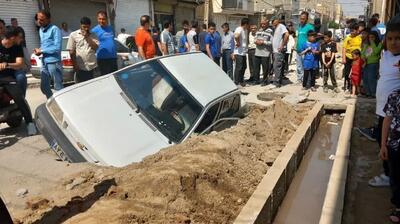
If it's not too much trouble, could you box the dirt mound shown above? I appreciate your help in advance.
[19,100,311,224]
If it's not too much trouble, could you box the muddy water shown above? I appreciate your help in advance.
[274,115,343,224]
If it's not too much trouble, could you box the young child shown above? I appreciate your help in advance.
[300,31,320,91]
[342,23,362,93]
[376,15,400,222]
[350,49,363,97]
[321,31,339,93]
[361,30,383,98]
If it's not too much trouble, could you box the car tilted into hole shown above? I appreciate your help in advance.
[35,53,243,167]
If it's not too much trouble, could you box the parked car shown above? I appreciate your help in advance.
[30,37,140,83]
[35,53,242,167]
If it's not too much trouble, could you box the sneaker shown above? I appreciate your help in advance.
[27,122,37,136]
[334,87,340,93]
[368,174,390,187]
[323,87,328,93]
[355,127,376,141]
[310,87,316,92]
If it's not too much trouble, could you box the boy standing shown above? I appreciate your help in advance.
[377,16,400,222]
[321,31,339,93]
[342,23,362,93]
[300,31,319,91]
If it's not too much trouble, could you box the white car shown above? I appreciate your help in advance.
[35,53,242,167]
[30,37,140,83]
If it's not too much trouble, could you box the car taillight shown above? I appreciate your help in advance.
[30,59,37,66]
[62,59,73,66]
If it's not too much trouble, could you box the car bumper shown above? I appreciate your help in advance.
[30,67,75,83]
[35,104,87,163]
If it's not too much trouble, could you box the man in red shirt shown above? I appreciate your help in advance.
[135,15,155,60]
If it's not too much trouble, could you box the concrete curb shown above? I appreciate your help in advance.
[234,103,324,224]
[319,104,356,224]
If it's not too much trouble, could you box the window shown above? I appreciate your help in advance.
[115,40,130,53]
[194,103,220,134]
[114,61,203,142]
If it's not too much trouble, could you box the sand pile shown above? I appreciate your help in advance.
[19,100,310,224]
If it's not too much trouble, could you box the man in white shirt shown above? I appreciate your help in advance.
[234,18,249,86]
[117,28,131,45]
[247,24,257,83]
[271,18,289,87]
[187,20,199,52]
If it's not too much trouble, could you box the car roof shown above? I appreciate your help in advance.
[158,53,238,107]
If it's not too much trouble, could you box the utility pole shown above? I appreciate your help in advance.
[204,0,209,28]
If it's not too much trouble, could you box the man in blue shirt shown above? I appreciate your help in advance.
[205,22,221,65]
[296,11,314,83]
[34,10,63,99]
[221,23,235,79]
[91,10,117,76]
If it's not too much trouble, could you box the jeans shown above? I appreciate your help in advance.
[14,70,27,97]
[97,58,118,76]
[41,62,63,99]
[389,146,400,208]
[323,64,337,87]
[222,49,233,80]
[248,49,256,79]
[76,69,95,83]
[213,57,221,66]
[303,69,316,88]
[273,52,285,84]
[363,63,379,96]
[343,57,353,91]
[5,83,33,124]
[254,56,270,83]
[234,55,247,84]
[296,52,304,81]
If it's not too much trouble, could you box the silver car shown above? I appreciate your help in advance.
[35,53,242,167]
[30,37,139,83]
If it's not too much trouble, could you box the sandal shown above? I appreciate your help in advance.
[390,209,400,223]
[368,174,390,187]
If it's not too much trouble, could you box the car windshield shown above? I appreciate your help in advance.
[114,60,203,143]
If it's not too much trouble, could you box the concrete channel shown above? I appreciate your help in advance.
[234,103,355,224]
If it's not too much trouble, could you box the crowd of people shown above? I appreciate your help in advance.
[2,8,400,222]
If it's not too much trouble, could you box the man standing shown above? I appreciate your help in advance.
[199,24,208,54]
[61,22,71,37]
[135,15,156,60]
[247,24,257,83]
[221,23,234,79]
[117,28,131,45]
[160,21,176,55]
[67,17,98,83]
[234,18,249,86]
[10,18,25,47]
[187,20,199,52]
[254,19,273,86]
[175,20,189,51]
[0,26,36,135]
[205,22,220,65]
[295,12,314,83]
[91,11,117,75]
[271,18,289,87]
[34,10,63,99]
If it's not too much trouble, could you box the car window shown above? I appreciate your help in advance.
[194,103,220,134]
[115,40,130,53]
[114,61,203,143]
[218,94,240,119]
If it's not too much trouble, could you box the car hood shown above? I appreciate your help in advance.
[52,76,171,167]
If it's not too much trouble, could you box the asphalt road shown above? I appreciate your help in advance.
[0,87,88,219]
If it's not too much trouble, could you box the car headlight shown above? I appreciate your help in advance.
[47,99,64,124]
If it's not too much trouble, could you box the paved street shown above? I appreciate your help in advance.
[0,87,89,219]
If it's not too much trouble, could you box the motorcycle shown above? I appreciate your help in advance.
[0,77,23,128]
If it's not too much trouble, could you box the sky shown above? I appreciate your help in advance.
[337,0,369,17]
